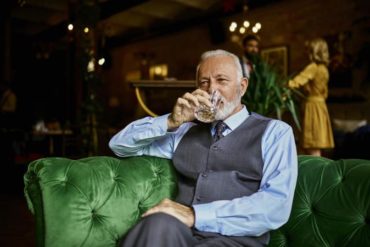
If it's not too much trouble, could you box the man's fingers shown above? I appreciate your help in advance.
[176,97,192,109]
[141,199,194,227]
[192,90,212,107]
[141,199,169,217]
[196,95,212,107]
[142,207,159,217]
[182,92,199,107]
[192,89,210,98]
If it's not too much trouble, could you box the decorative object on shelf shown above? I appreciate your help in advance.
[149,64,168,80]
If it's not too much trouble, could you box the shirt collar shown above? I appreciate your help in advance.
[211,105,250,131]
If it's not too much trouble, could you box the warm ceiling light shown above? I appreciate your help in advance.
[67,24,74,31]
[229,3,261,39]
[243,21,250,28]
[98,58,105,65]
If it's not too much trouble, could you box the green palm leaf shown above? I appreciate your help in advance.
[242,56,301,130]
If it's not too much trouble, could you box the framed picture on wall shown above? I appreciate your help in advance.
[261,46,288,77]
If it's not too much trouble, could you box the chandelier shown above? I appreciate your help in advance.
[228,2,261,36]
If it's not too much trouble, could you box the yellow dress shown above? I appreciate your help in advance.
[289,62,334,149]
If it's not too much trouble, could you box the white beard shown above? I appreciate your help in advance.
[215,89,242,120]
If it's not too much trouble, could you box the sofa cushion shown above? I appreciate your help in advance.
[24,156,178,247]
[268,155,370,247]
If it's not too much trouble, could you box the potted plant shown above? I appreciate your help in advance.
[242,56,301,130]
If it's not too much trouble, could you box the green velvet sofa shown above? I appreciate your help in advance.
[24,155,370,247]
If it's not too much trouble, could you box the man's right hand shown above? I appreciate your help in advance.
[167,89,211,130]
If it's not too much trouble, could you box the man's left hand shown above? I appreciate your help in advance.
[142,198,195,227]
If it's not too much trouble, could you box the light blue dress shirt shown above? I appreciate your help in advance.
[109,106,298,237]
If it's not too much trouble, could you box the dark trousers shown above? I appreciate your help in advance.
[120,213,266,247]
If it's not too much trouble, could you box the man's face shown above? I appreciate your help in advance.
[197,56,247,119]
[244,39,259,57]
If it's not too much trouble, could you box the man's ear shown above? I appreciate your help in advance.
[240,77,248,96]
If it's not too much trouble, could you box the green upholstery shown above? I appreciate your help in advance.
[269,156,370,247]
[24,155,370,247]
[24,156,177,247]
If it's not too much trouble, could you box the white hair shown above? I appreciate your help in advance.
[195,49,243,84]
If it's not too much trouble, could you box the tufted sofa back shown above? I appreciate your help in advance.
[268,156,370,247]
[24,155,370,247]
[24,156,177,247]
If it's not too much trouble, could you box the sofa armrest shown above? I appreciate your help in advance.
[24,155,177,247]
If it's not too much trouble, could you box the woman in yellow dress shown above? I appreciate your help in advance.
[288,38,334,156]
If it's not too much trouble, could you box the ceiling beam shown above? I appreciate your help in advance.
[100,0,149,19]
[171,0,218,10]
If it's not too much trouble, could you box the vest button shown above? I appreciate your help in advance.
[196,196,201,201]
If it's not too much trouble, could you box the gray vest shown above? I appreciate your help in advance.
[173,113,271,246]
[173,113,271,205]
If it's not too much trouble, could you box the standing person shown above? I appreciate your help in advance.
[240,34,261,78]
[288,38,334,156]
[109,49,298,247]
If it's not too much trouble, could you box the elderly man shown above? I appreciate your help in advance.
[109,49,297,247]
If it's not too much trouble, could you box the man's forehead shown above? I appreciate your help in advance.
[200,56,233,67]
[198,58,235,77]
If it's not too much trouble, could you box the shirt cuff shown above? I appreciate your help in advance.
[152,114,170,134]
[193,203,218,232]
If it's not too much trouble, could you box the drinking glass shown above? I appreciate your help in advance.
[194,90,221,123]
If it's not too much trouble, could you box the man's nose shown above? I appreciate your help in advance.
[208,81,218,93]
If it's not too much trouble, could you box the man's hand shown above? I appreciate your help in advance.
[142,198,195,228]
[167,89,211,130]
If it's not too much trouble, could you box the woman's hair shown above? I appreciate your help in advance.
[196,49,243,84]
[306,38,330,65]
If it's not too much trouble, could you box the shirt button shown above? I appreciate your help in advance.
[212,145,218,150]
[201,173,207,178]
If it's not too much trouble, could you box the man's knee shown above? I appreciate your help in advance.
[121,213,195,247]
[139,212,187,233]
